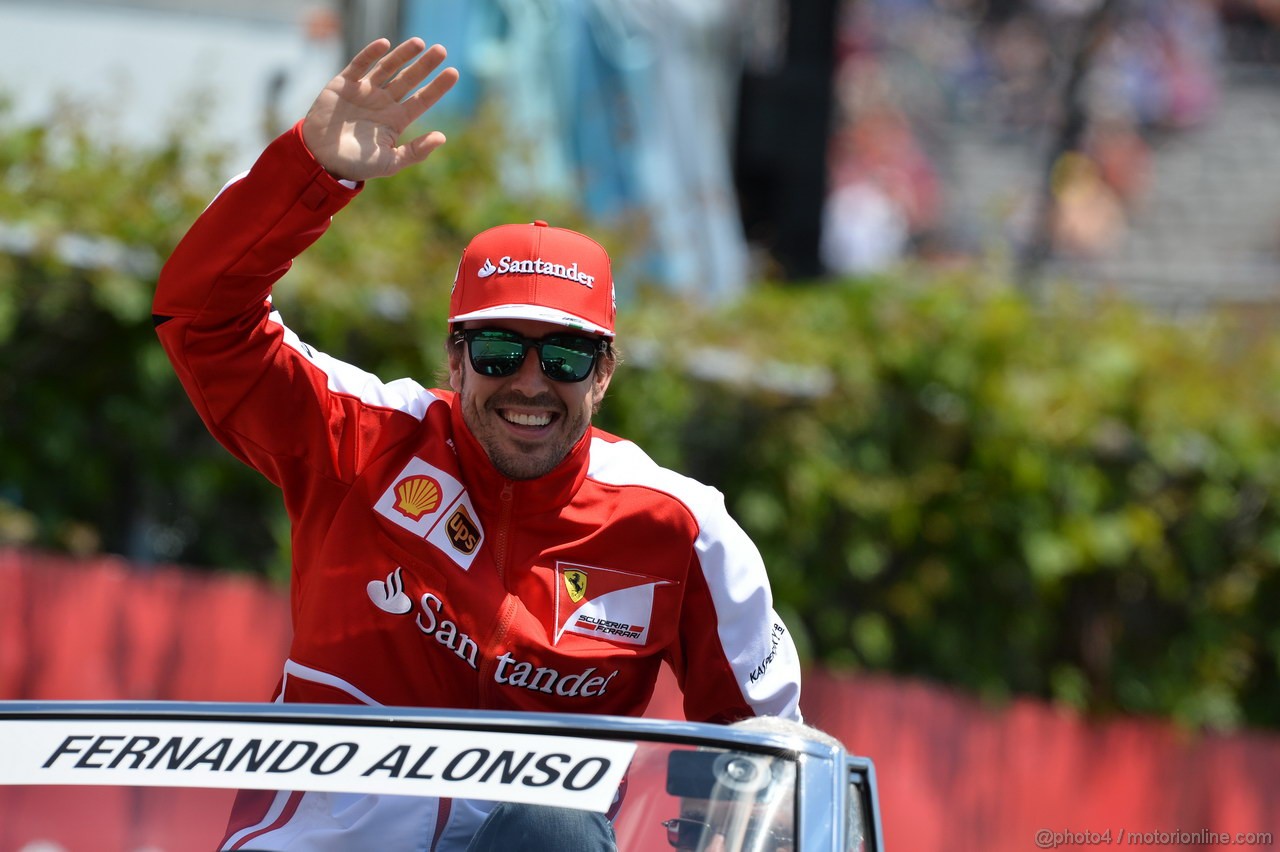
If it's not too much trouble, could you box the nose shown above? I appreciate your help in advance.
[506,344,551,394]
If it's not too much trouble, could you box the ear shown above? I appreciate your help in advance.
[589,352,615,411]
[447,339,465,392]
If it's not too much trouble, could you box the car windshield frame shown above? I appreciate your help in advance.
[0,700,882,852]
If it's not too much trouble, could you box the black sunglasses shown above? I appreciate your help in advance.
[454,328,610,383]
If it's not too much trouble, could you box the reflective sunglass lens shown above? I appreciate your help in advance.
[465,330,600,383]
[469,338,526,377]
[540,340,596,382]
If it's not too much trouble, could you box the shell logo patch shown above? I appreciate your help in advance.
[374,458,484,571]
[394,475,442,520]
[553,562,672,646]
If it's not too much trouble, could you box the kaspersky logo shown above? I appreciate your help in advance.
[477,256,595,288]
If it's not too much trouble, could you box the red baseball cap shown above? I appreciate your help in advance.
[448,221,616,337]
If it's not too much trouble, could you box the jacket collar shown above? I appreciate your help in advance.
[448,392,591,517]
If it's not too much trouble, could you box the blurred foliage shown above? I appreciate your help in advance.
[2,104,1279,732]
[0,101,603,580]
[605,277,1280,733]
[0,100,259,570]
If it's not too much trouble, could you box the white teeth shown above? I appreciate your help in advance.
[504,411,552,427]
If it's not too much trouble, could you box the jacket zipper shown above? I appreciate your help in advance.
[493,480,514,583]
[477,481,518,705]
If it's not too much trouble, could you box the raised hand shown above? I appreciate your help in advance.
[301,38,460,182]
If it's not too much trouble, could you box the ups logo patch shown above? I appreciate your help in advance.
[446,505,481,554]
[374,457,484,571]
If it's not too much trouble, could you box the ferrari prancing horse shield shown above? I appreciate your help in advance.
[564,570,588,603]
[553,562,673,646]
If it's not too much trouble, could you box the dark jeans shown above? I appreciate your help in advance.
[466,803,618,852]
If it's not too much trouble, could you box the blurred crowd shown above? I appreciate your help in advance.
[820,0,1234,273]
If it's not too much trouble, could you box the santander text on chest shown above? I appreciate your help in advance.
[415,591,621,698]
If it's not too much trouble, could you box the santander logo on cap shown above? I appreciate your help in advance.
[475,256,595,288]
[449,221,616,337]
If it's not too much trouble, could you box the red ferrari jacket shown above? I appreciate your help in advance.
[154,123,801,725]
[156,122,803,852]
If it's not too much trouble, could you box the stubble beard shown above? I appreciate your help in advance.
[462,389,589,481]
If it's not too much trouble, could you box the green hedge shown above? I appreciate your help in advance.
[603,279,1280,731]
[1,104,1277,731]
[0,104,601,580]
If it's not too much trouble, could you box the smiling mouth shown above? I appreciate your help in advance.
[500,410,554,428]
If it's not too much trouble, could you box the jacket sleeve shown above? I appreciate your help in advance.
[670,495,804,725]
[153,122,426,490]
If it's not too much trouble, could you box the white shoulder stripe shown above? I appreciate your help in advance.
[270,309,439,421]
[587,437,801,719]
[587,436,720,511]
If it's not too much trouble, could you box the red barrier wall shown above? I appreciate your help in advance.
[2,549,1278,851]
[0,549,291,702]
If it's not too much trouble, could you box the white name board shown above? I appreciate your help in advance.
[0,720,636,813]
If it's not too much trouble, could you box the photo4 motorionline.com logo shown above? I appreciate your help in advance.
[1035,828,1273,848]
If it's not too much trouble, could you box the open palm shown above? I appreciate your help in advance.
[302,38,459,182]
